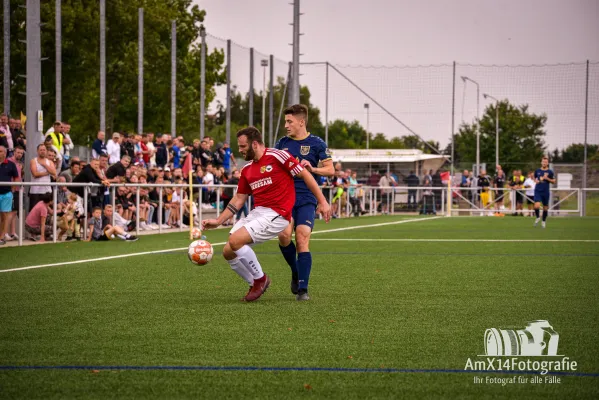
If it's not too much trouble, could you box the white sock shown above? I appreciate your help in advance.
[117,233,130,240]
[227,257,254,285]
[234,245,264,279]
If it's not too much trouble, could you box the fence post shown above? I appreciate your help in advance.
[52,186,57,242]
[111,186,116,226]
[136,186,140,236]
[18,189,23,246]
[158,187,163,233]
[83,187,88,240]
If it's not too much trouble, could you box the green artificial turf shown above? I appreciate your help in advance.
[1,215,598,399]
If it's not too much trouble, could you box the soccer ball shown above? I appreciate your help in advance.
[191,227,203,240]
[188,240,214,266]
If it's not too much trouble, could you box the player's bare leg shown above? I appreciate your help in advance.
[226,227,270,302]
[295,224,312,301]
[278,220,299,295]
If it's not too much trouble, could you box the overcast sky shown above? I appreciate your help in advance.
[196,0,599,150]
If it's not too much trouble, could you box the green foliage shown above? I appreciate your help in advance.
[450,100,547,173]
[551,143,599,163]
[2,0,226,145]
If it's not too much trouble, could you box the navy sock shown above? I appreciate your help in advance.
[542,210,548,221]
[535,209,540,219]
[297,252,312,291]
[279,242,298,281]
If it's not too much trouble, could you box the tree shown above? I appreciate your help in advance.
[551,144,599,163]
[213,78,325,146]
[451,100,547,174]
[2,0,226,144]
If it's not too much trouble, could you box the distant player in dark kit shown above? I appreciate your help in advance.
[201,127,331,302]
[533,156,555,228]
[275,104,335,301]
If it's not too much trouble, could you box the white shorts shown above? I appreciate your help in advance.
[230,206,289,245]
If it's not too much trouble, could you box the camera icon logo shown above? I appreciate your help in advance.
[484,320,560,356]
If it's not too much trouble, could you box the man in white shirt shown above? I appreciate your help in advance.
[523,171,536,217]
[147,132,156,167]
[106,133,122,164]
[202,163,216,209]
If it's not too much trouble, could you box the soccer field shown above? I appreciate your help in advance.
[1,215,598,399]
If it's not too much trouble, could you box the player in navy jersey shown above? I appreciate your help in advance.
[275,104,335,301]
[533,156,556,228]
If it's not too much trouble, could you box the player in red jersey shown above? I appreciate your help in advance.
[201,127,331,302]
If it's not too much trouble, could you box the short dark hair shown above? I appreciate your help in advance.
[37,143,46,150]
[70,160,80,168]
[39,193,52,203]
[236,126,263,144]
[141,133,147,138]
[284,104,308,123]
[14,145,24,151]
[92,206,102,213]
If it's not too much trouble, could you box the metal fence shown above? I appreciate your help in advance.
[2,182,598,248]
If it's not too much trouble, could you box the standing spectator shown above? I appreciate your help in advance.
[222,141,237,173]
[378,171,395,215]
[44,136,63,173]
[9,118,26,150]
[509,169,525,216]
[200,139,213,168]
[404,170,419,210]
[460,170,472,202]
[0,114,14,156]
[478,169,492,214]
[213,143,224,169]
[154,134,168,168]
[494,165,506,216]
[147,133,156,167]
[25,193,53,242]
[421,171,435,215]
[431,169,442,211]
[523,171,536,217]
[71,158,111,212]
[92,131,107,159]
[172,138,182,169]
[120,133,135,159]
[29,144,57,212]
[140,133,151,166]
[62,123,74,165]
[6,146,24,241]
[106,132,122,164]
[348,170,365,217]
[0,146,20,244]
[59,160,81,183]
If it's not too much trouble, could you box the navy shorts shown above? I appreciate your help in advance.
[292,203,316,231]
[534,191,550,206]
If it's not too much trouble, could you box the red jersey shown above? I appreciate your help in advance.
[140,142,150,164]
[237,149,303,221]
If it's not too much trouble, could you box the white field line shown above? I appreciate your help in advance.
[1,216,441,273]
[310,238,599,243]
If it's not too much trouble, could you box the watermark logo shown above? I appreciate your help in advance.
[484,320,559,356]
[465,320,578,384]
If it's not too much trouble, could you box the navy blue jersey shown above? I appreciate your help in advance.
[275,133,331,205]
[534,168,554,193]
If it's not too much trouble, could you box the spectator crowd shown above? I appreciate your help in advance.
[0,118,241,245]
[0,116,541,246]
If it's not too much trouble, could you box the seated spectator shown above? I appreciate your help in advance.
[87,206,137,242]
[25,193,53,242]
[57,193,79,241]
